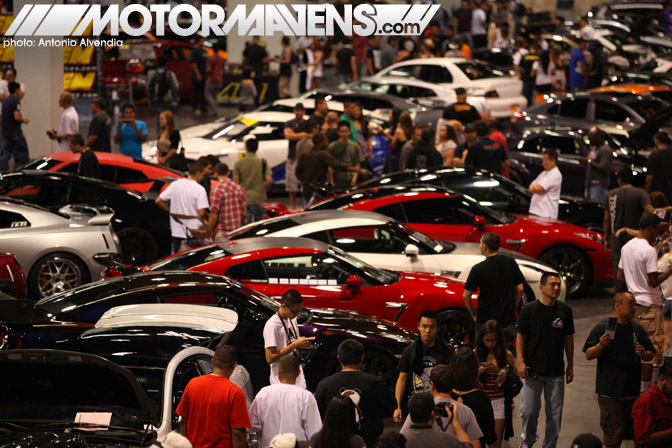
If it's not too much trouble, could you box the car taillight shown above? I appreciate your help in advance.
[0,327,8,350]
[484,90,499,98]
[511,112,526,124]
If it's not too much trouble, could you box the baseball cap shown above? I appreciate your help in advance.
[455,87,467,95]
[269,433,297,448]
[571,433,602,448]
[294,102,306,111]
[639,212,666,229]
[464,123,476,132]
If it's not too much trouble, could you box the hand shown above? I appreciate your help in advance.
[579,156,589,164]
[471,313,477,322]
[498,369,507,383]
[447,403,459,422]
[293,336,315,349]
[604,239,611,250]
[23,118,30,125]
[598,333,611,348]
[478,365,489,376]
[359,168,372,177]
[47,130,56,139]
[128,120,138,129]
[635,343,646,359]
[518,360,528,379]
[393,408,403,423]
[566,366,574,384]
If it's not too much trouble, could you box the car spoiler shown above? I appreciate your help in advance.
[93,253,143,275]
[58,204,114,226]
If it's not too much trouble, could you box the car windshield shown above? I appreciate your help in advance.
[37,281,125,315]
[148,245,233,271]
[201,118,252,141]
[127,366,165,424]
[391,222,452,254]
[327,246,398,284]
[22,158,61,171]
[456,61,509,79]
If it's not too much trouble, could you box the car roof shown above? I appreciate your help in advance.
[221,236,330,254]
[309,184,456,210]
[387,57,468,66]
[40,152,186,176]
[359,76,454,91]
[96,304,238,333]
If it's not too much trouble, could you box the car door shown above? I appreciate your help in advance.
[556,98,590,127]
[593,99,633,125]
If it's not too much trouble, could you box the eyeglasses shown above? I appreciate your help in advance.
[286,305,302,316]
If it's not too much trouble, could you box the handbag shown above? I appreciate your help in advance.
[168,137,189,172]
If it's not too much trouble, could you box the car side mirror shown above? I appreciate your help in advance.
[473,215,486,231]
[405,244,420,257]
[346,275,362,288]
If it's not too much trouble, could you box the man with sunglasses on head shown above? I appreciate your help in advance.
[263,289,315,389]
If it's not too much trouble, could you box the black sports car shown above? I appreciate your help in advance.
[0,170,170,265]
[313,167,606,234]
[2,270,413,392]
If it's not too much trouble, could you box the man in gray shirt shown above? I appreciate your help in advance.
[581,127,612,205]
[401,392,473,448]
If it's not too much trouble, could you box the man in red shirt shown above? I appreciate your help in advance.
[632,362,672,447]
[176,345,250,448]
[207,163,247,237]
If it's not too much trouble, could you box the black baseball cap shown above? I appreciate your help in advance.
[640,212,666,229]
[294,102,306,111]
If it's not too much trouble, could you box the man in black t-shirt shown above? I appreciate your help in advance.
[518,44,539,107]
[584,292,654,448]
[465,122,509,174]
[393,310,454,424]
[517,272,574,448]
[315,339,396,447]
[463,232,524,346]
[243,36,269,81]
[86,97,111,153]
[68,133,100,179]
[336,38,357,84]
[443,88,481,126]
[646,132,672,204]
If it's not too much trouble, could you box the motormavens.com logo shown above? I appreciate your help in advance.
[5,3,440,37]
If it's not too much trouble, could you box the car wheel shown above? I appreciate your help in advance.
[28,252,89,299]
[362,351,398,387]
[117,226,158,266]
[539,245,592,299]
[439,308,475,347]
[520,282,536,312]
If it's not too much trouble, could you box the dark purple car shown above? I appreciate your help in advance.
[1,271,413,391]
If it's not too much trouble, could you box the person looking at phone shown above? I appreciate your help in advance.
[516,271,574,448]
[400,391,474,448]
[113,103,147,160]
[400,364,483,447]
[263,289,314,389]
[583,292,654,448]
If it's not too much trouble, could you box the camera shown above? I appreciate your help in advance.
[435,403,455,418]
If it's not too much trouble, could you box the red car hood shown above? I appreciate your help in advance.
[509,213,604,239]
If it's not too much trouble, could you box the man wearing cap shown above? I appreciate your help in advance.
[284,103,307,210]
[442,88,482,126]
[452,123,478,167]
[464,122,509,175]
[618,212,672,391]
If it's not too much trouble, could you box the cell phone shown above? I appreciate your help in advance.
[605,317,617,340]
[481,362,492,368]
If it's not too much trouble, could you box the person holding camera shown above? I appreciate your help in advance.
[583,292,654,448]
[400,391,474,448]
[263,289,315,389]
[47,91,78,153]
[113,103,147,160]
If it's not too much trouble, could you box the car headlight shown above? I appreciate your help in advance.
[573,232,603,243]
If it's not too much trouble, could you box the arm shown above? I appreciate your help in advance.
[603,209,611,249]
[13,109,28,124]
[515,283,524,310]
[463,289,476,320]
[516,332,527,378]
[350,56,358,81]
[647,268,672,288]
[180,416,189,437]
[231,428,247,448]
[280,47,292,64]
[502,158,511,169]
[284,127,307,141]
[585,333,611,360]
[528,183,546,194]
[564,334,574,384]
[617,267,625,283]
[447,405,472,444]
[639,428,672,447]
[128,120,148,142]
[264,336,314,364]
[645,174,653,193]
[155,197,170,213]
[85,134,98,148]
[393,371,408,422]
[367,55,375,76]
[192,62,202,81]
[113,123,122,143]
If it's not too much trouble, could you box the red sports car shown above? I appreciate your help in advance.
[306,185,612,297]
[23,152,183,193]
[102,237,477,343]
[0,253,26,299]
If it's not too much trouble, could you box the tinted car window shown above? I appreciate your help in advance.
[594,101,630,123]
[456,61,508,79]
[632,99,667,120]
[0,210,30,228]
[70,186,106,205]
[399,198,479,225]
[542,136,583,155]
[373,203,407,222]
[386,66,417,77]
[559,99,588,118]
[1,181,69,209]
[519,137,542,153]
[330,226,407,254]
[419,65,453,83]
[225,260,267,281]
[115,167,150,183]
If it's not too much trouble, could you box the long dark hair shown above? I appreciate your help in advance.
[313,395,359,448]
[389,108,402,133]
[476,320,509,370]
[449,346,482,390]
[539,50,551,75]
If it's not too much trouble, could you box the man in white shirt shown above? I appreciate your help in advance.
[579,17,596,41]
[155,162,209,253]
[471,2,488,50]
[618,212,672,391]
[249,355,322,448]
[263,289,315,389]
[48,91,79,153]
[528,148,562,219]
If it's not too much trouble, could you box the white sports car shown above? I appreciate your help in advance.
[228,209,566,302]
[371,57,527,118]
[0,198,120,298]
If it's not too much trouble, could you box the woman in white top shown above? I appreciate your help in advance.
[436,124,459,166]
[533,51,553,100]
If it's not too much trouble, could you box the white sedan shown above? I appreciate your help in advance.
[371,57,527,118]
[228,209,566,302]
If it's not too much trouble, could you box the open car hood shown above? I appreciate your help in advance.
[0,349,157,427]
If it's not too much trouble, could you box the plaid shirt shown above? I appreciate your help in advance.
[209,178,247,234]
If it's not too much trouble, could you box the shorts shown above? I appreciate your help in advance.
[598,395,635,446]
[490,397,505,419]
[285,159,301,193]
[635,304,664,361]
[664,299,671,320]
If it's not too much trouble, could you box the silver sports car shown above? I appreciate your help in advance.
[0,198,120,299]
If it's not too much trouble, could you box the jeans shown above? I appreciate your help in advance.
[585,184,608,205]
[192,78,206,112]
[172,237,186,254]
[247,205,266,224]
[1,131,29,171]
[522,80,536,107]
[520,374,565,448]
[337,73,353,85]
